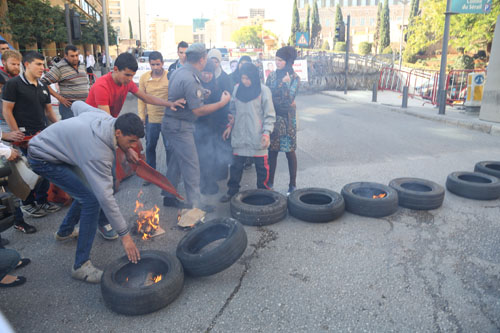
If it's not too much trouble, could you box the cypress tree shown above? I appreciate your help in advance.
[334,4,343,43]
[374,1,383,53]
[310,1,322,48]
[289,0,300,46]
[305,4,311,47]
[128,18,133,39]
[380,0,391,51]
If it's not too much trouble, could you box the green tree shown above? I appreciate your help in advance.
[289,0,300,46]
[334,41,346,52]
[303,4,311,47]
[322,40,330,50]
[374,2,383,53]
[334,5,343,43]
[310,0,322,48]
[128,18,133,39]
[232,25,270,48]
[380,0,391,51]
[358,42,372,55]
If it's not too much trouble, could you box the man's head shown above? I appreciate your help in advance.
[114,113,145,152]
[64,45,79,66]
[185,43,207,70]
[113,53,138,86]
[177,41,188,64]
[23,51,45,79]
[0,40,9,54]
[148,51,164,75]
[1,50,22,76]
[86,50,91,56]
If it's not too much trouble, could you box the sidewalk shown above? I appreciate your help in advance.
[321,90,500,137]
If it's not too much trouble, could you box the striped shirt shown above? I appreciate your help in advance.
[41,58,89,101]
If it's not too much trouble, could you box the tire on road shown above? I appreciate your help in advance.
[446,171,500,200]
[230,189,287,226]
[341,182,399,218]
[101,250,184,316]
[474,161,500,179]
[389,177,445,210]
[287,187,345,222]
[176,218,248,277]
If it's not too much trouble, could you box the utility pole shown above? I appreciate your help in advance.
[437,0,453,115]
[102,0,110,73]
[344,15,350,95]
[398,0,409,70]
[64,4,72,44]
[138,0,142,49]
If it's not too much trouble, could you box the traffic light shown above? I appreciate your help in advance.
[335,22,345,42]
[70,10,81,40]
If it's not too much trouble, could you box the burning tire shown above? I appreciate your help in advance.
[341,182,398,218]
[287,188,345,223]
[446,171,500,200]
[230,189,287,226]
[389,178,445,210]
[101,250,184,315]
[474,161,500,179]
[176,218,247,277]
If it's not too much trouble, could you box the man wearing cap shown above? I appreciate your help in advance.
[161,43,231,212]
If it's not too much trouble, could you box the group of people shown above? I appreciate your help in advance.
[0,39,300,287]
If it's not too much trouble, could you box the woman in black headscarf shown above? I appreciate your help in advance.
[265,46,300,195]
[219,63,276,202]
[230,55,252,89]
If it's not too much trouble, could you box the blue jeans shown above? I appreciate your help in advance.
[0,248,20,281]
[58,103,74,120]
[28,158,102,269]
[19,146,49,206]
[146,121,170,170]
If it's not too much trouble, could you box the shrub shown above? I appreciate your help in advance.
[322,40,330,50]
[454,55,474,70]
[358,42,372,55]
[382,46,393,54]
[334,42,346,52]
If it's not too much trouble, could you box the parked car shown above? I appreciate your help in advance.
[138,50,154,63]
[217,48,229,60]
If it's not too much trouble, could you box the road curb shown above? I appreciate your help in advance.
[320,91,500,137]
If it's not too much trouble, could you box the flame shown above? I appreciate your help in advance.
[372,193,387,199]
[135,191,160,240]
[152,274,162,283]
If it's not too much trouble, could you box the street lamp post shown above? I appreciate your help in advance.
[398,0,409,70]
[102,0,110,73]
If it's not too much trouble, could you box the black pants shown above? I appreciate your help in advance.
[227,155,269,195]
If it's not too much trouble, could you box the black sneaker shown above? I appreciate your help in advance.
[14,221,37,234]
[163,197,192,209]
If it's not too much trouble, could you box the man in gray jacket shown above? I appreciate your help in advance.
[27,101,142,283]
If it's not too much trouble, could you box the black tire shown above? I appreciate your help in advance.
[176,218,248,277]
[230,189,287,226]
[341,182,399,218]
[446,171,500,200]
[101,250,184,315]
[287,187,345,222]
[474,161,500,179]
[389,177,445,210]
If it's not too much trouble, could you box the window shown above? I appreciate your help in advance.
[370,17,375,25]
[326,19,330,26]
[351,18,356,25]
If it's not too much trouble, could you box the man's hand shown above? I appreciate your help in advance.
[58,96,72,108]
[261,134,270,149]
[2,130,24,142]
[170,98,186,111]
[121,234,140,264]
[125,147,140,164]
[7,148,20,161]
[220,91,231,105]
[222,127,231,141]
[227,113,235,126]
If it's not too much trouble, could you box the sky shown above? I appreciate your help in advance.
[145,0,293,40]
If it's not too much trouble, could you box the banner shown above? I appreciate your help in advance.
[262,60,308,82]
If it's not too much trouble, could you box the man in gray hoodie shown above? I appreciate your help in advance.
[27,101,142,283]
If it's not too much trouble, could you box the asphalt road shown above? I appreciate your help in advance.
[1,93,499,332]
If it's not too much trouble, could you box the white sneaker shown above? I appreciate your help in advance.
[71,260,103,283]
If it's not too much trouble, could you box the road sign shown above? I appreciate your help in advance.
[451,0,492,14]
[296,32,310,48]
[474,73,485,85]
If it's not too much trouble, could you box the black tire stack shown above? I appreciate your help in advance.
[389,178,445,210]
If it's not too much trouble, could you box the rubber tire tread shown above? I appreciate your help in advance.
[230,189,287,226]
[341,182,399,218]
[446,171,500,200]
[474,161,500,179]
[101,250,184,316]
[287,187,345,222]
[389,177,445,210]
[176,218,248,277]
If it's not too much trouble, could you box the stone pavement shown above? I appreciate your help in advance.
[321,90,500,137]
